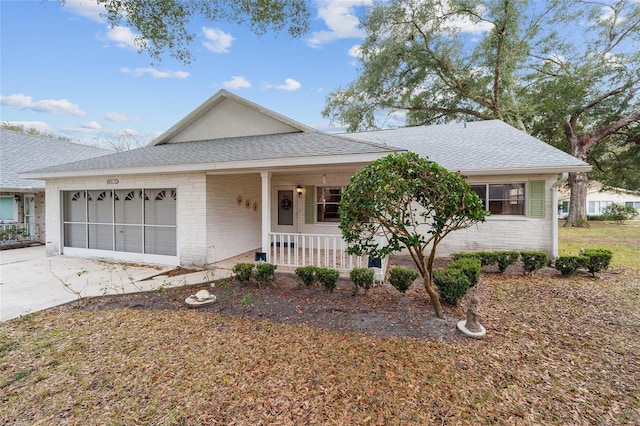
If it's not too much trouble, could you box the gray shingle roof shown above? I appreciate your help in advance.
[345,120,590,174]
[1,130,112,189]
[23,132,400,176]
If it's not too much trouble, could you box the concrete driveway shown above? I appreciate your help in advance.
[0,246,222,322]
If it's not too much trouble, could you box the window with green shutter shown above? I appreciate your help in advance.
[304,186,315,224]
[529,180,545,218]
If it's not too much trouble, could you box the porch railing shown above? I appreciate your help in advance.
[0,222,35,245]
[268,232,388,281]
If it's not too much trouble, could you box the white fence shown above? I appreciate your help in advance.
[268,232,388,281]
[0,222,35,244]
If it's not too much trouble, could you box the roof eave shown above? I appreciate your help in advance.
[458,164,592,176]
[19,151,402,180]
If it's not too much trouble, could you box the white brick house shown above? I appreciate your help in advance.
[22,90,591,270]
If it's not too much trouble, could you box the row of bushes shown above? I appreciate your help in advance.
[555,249,613,276]
[231,262,278,286]
[452,250,549,273]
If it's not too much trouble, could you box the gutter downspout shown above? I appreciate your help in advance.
[551,173,569,258]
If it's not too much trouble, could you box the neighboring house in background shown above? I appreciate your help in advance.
[558,181,640,218]
[22,90,590,275]
[0,130,111,245]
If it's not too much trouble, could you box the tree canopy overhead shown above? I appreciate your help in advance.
[339,152,488,318]
[324,0,639,225]
[60,0,310,64]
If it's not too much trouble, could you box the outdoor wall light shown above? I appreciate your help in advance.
[14,195,20,202]
[296,185,303,197]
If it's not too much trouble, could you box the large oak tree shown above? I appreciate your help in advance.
[324,0,639,226]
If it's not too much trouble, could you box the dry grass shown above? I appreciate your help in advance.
[2,268,639,425]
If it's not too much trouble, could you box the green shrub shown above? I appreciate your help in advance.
[448,257,481,287]
[581,249,613,277]
[316,268,340,292]
[451,252,481,262]
[601,203,638,224]
[350,267,375,295]
[254,263,277,285]
[295,266,317,287]
[495,251,520,272]
[520,251,549,273]
[477,251,500,267]
[388,267,419,294]
[232,263,255,285]
[433,269,471,305]
[555,256,585,276]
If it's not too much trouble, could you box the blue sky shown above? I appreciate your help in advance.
[1,0,378,147]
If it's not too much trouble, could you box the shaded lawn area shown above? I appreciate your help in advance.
[2,267,639,425]
[559,220,640,269]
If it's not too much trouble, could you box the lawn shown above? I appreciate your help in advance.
[1,223,639,425]
[559,220,640,270]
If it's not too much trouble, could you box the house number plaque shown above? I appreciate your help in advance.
[106,179,119,184]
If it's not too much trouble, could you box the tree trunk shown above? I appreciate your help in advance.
[564,126,590,227]
[565,171,589,227]
[423,275,444,318]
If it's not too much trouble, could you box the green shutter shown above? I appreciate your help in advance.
[304,186,315,224]
[529,181,545,218]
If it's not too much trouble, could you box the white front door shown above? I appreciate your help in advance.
[272,187,297,233]
[24,194,35,238]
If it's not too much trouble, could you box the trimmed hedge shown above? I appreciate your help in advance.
[388,267,419,294]
[520,251,549,274]
[295,265,317,287]
[254,263,277,285]
[232,263,254,285]
[433,269,471,305]
[448,257,481,287]
[350,267,375,295]
[582,249,613,277]
[316,267,340,292]
[555,256,584,276]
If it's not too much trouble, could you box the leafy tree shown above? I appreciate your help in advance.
[588,123,640,191]
[323,0,640,227]
[59,0,310,64]
[1,122,74,141]
[339,152,487,318]
[524,0,640,226]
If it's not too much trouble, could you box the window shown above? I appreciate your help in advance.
[588,201,613,215]
[625,201,640,211]
[0,196,17,221]
[316,187,342,222]
[558,201,569,215]
[471,183,525,215]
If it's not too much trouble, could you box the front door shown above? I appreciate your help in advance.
[23,194,35,239]
[272,188,297,233]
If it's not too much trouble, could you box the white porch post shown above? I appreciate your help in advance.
[261,171,272,257]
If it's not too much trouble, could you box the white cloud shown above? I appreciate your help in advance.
[0,94,86,116]
[2,121,52,133]
[104,112,129,122]
[100,25,139,50]
[61,0,106,23]
[276,78,302,91]
[202,27,235,53]
[348,44,363,58]
[223,76,252,89]
[82,121,102,130]
[306,0,372,47]
[120,67,190,79]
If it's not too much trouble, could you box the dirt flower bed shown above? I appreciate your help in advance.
[2,262,639,425]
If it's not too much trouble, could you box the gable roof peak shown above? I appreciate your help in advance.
[150,89,316,146]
